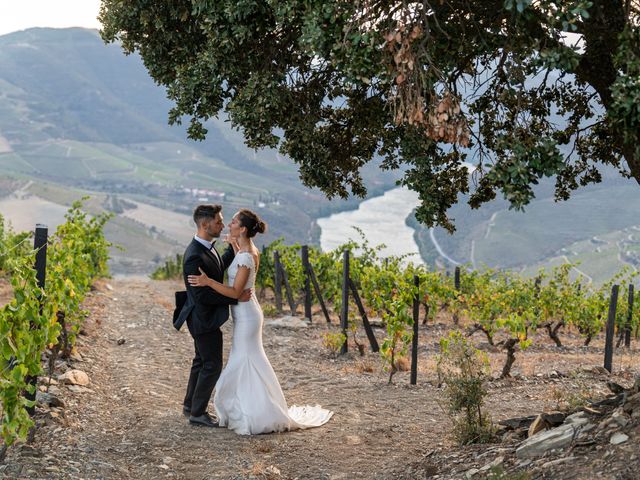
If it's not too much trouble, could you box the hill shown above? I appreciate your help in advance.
[409,168,640,284]
[0,28,400,273]
[3,28,639,281]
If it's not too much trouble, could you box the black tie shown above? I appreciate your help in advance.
[210,243,221,267]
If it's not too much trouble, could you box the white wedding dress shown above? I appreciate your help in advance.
[213,252,333,435]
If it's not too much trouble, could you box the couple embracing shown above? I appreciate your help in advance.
[175,204,333,435]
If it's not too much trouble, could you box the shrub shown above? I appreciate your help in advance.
[437,330,494,445]
[321,331,347,357]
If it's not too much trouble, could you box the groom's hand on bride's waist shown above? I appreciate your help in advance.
[238,288,252,302]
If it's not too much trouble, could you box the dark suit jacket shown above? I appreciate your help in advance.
[175,238,237,335]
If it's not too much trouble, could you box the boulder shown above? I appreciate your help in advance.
[58,369,90,386]
[516,424,576,458]
[516,411,595,459]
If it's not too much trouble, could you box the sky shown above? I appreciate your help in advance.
[0,0,102,36]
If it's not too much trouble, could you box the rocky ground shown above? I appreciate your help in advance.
[1,277,640,479]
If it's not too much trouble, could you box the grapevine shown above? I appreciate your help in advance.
[0,200,111,448]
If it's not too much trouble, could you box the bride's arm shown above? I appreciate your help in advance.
[188,266,250,300]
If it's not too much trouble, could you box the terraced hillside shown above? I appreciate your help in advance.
[0,28,399,273]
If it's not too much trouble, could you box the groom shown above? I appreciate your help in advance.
[176,204,251,427]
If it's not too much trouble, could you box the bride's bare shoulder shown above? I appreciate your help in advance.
[239,249,259,265]
[251,248,260,267]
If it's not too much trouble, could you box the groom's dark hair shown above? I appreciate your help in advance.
[193,204,222,227]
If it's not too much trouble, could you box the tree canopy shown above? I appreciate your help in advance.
[100,0,640,231]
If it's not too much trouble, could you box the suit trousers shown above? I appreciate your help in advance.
[183,328,223,417]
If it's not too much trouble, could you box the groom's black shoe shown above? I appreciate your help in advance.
[189,412,219,428]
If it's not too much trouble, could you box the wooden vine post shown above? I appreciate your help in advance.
[306,258,332,323]
[453,266,460,325]
[410,275,419,385]
[604,284,619,373]
[625,284,634,348]
[347,279,379,352]
[301,245,312,321]
[279,263,297,314]
[341,250,349,354]
[26,225,48,418]
[273,250,283,313]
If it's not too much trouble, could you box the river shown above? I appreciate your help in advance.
[316,187,423,262]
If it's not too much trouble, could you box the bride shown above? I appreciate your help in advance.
[187,208,333,435]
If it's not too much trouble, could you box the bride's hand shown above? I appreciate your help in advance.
[225,234,240,253]
[238,288,252,302]
[188,267,210,287]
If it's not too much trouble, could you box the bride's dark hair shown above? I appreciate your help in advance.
[237,209,267,238]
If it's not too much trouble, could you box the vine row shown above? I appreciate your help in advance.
[0,201,111,448]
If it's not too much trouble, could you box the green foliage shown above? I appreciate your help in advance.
[315,229,418,380]
[415,266,458,323]
[611,26,640,164]
[256,232,633,379]
[358,255,416,383]
[458,268,539,358]
[150,253,183,280]
[437,331,494,445]
[0,200,111,447]
[321,330,347,357]
[100,1,640,232]
[535,264,581,326]
[568,267,637,345]
[261,303,278,317]
[256,229,385,311]
[607,269,640,331]
[257,232,418,377]
[257,239,304,297]
[256,239,326,310]
[45,200,112,354]
[255,240,278,293]
[0,215,32,274]
[0,251,50,445]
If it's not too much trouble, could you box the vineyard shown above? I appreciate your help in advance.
[0,200,110,456]
[2,215,640,477]
[239,231,639,383]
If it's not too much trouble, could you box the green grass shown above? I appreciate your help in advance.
[472,185,640,270]
[475,220,545,267]
[0,153,36,174]
[26,180,100,207]
[519,226,638,284]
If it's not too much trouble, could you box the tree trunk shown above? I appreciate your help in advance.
[388,343,397,384]
[543,321,564,347]
[468,323,494,345]
[500,338,518,378]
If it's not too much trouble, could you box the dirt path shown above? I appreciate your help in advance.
[1,279,446,479]
[2,278,640,479]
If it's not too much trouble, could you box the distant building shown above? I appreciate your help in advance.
[189,188,225,200]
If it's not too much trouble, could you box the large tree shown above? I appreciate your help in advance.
[100,1,640,231]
